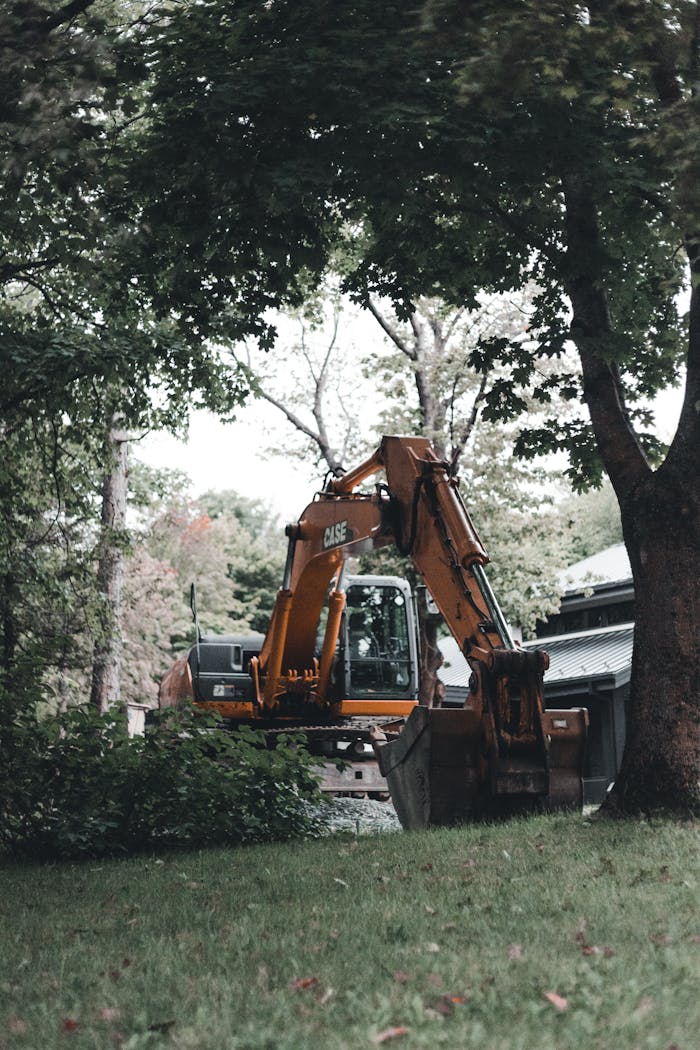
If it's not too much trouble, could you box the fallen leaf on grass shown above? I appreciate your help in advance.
[8,1017,27,1035]
[424,904,436,915]
[393,971,412,984]
[333,877,349,888]
[688,934,700,944]
[62,1018,80,1033]
[426,973,442,987]
[425,942,440,953]
[635,997,654,1018]
[581,944,616,957]
[508,943,523,961]
[651,933,672,947]
[148,1020,176,1034]
[97,1008,121,1022]
[544,991,569,1012]
[373,1026,409,1044]
[288,977,319,991]
[575,917,614,957]
[425,994,466,1018]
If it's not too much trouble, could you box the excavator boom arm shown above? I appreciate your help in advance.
[257,436,525,706]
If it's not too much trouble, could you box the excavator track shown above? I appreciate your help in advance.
[262,718,406,796]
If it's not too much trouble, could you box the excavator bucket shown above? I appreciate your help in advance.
[372,709,485,829]
[372,706,588,830]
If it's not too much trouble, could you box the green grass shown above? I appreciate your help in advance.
[1,814,698,1050]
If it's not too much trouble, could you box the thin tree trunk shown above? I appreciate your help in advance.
[416,588,445,707]
[90,414,128,714]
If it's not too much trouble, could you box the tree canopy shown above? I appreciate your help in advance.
[129,0,690,476]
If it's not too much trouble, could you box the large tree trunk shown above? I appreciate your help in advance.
[563,172,700,813]
[90,414,128,714]
[615,465,700,810]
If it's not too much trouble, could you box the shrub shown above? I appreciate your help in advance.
[0,704,323,859]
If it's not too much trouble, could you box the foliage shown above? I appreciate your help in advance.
[0,417,102,709]
[0,0,251,430]
[0,0,258,727]
[130,0,688,474]
[120,545,184,705]
[0,704,322,859]
[121,475,286,704]
[556,481,624,563]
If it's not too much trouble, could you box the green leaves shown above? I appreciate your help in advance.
[0,705,323,858]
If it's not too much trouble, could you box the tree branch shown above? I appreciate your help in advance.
[449,371,488,474]
[561,172,651,501]
[254,387,345,476]
[44,0,97,32]
[366,299,416,359]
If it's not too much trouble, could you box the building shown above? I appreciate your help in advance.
[438,544,634,803]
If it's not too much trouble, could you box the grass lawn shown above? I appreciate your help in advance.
[0,813,698,1049]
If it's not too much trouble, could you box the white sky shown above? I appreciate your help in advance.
[135,401,321,518]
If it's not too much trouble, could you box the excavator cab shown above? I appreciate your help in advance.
[341,577,419,699]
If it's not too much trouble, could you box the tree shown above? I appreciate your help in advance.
[0,417,99,712]
[236,288,368,477]
[90,413,129,713]
[121,475,286,705]
[557,482,624,564]
[131,0,699,812]
[0,0,263,723]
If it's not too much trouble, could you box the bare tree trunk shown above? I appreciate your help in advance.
[90,414,128,714]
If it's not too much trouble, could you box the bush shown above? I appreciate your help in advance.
[0,704,324,859]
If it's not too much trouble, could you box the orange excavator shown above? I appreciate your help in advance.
[159,436,587,828]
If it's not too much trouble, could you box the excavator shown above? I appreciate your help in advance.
[159,436,587,829]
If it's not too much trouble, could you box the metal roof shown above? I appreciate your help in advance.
[437,637,472,688]
[559,543,632,595]
[523,623,634,687]
[438,622,634,692]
